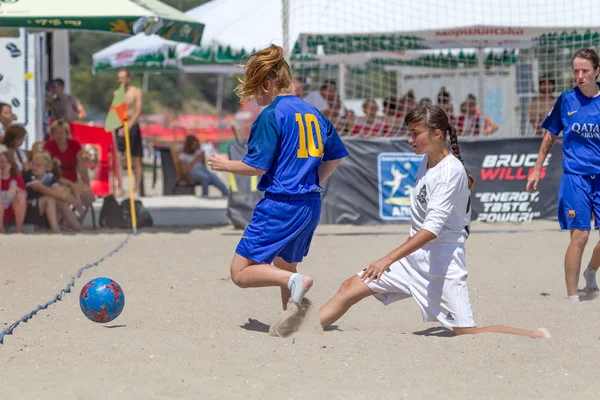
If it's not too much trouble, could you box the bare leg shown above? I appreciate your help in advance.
[565,229,589,296]
[12,191,26,233]
[0,197,5,233]
[39,197,60,233]
[582,233,600,294]
[320,275,375,328]
[73,182,95,208]
[133,156,142,196]
[587,238,600,272]
[58,200,82,232]
[71,182,95,221]
[230,253,312,294]
[273,257,298,310]
[453,326,550,339]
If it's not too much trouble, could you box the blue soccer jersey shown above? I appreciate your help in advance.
[242,95,349,195]
[542,85,600,175]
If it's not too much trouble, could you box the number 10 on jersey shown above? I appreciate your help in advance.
[296,113,323,158]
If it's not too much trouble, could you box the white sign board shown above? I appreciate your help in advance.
[0,28,37,148]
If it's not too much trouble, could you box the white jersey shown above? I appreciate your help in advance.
[410,154,471,244]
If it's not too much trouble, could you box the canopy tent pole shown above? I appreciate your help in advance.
[142,72,149,92]
[338,63,346,106]
[477,47,486,135]
[282,0,290,57]
[216,73,224,116]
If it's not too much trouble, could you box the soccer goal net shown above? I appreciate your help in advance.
[283,0,600,138]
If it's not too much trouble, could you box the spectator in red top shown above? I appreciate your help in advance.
[351,99,383,137]
[380,91,417,137]
[0,145,26,233]
[3,124,31,172]
[43,119,94,214]
[456,94,499,136]
[437,87,457,127]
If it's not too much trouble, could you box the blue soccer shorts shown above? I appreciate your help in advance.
[558,172,600,230]
[236,193,321,264]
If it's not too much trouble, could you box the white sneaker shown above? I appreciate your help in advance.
[288,273,307,303]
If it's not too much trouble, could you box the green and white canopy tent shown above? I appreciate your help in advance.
[0,0,205,45]
[91,0,277,74]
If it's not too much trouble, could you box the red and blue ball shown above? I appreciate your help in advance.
[79,277,125,323]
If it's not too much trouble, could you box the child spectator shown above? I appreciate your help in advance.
[23,152,83,232]
[0,145,26,233]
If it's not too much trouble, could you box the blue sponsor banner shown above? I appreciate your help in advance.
[377,152,423,220]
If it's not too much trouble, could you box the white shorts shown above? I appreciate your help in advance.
[358,243,475,328]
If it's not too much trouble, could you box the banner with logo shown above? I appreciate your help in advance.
[226,137,563,227]
[462,138,562,224]
[0,28,37,148]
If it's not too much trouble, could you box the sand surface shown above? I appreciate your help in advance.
[1,221,598,399]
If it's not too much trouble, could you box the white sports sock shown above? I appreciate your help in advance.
[583,266,599,292]
[585,265,597,275]
[287,273,306,303]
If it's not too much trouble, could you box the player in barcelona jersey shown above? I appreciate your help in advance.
[208,45,349,310]
[527,48,600,301]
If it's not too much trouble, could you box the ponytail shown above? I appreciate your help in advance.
[235,44,292,103]
[448,124,475,189]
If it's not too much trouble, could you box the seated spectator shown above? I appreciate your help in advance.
[23,152,82,233]
[0,102,16,142]
[437,87,457,126]
[0,145,26,233]
[381,91,417,137]
[3,124,30,172]
[179,135,229,198]
[322,97,355,136]
[401,90,417,113]
[381,96,406,136]
[419,97,433,106]
[351,99,384,137]
[44,119,94,216]
[457,94,499,136]
[291,76,310,99]
[304,79,337,112]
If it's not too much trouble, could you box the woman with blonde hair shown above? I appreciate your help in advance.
[22,151,83,232]
[43,119,94,218]
[208,44,349,310]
